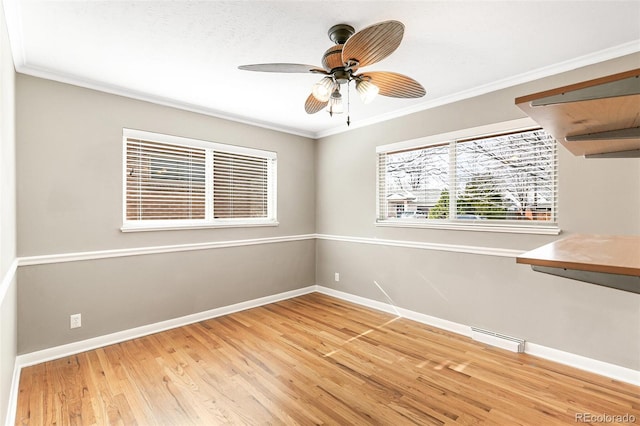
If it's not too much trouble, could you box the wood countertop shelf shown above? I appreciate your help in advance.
[517,234,640,293]
[516,68,640,158]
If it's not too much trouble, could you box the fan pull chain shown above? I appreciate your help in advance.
[347,81,351,126]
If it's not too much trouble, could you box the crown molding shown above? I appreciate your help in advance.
[314,40,640,139]
[4,0,639,140]
[14,63,317,139]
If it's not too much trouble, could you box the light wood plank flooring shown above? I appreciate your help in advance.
[16,293,640,425]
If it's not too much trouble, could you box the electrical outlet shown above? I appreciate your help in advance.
[334,272,340,282]
[70,313,82,329]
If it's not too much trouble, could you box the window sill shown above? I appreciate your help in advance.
[375,220,561,235]
[121,221,279,233]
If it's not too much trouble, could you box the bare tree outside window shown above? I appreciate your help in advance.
[378,129,557,225]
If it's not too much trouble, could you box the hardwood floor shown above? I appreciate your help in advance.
[16,293,640,425]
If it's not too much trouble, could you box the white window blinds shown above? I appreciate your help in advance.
[126,140,206,221]
[377,127,558,231]
[123,129,276,230]
[212,151,269,219]
[454,129,557,222]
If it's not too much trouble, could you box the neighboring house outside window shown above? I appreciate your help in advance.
[123,129,277,231]
[376,122,558,234]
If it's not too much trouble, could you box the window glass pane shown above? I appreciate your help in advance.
[126,140,206,221]
[213,151,269,219]
[376,127,557,229]
[381,144,449,219]
[455,129,556,221]
[124,130,276,229]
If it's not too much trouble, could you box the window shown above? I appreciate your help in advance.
[377,124,558,234]
[123,129,277,231]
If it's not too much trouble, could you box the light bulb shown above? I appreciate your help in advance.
[311,77,334,102]
[356,80,379,104]
[327,88,343,115]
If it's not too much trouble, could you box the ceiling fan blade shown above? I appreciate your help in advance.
[360,71,426,98]
[305,93,328,114]
[342,20,404,68]
[238,63,326,74]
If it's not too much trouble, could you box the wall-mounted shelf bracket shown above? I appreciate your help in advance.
[531,265,640,294]
[516,69,640,157]
[567,127,640,158]
[530,75,640,106]
[566,127,640,142]
[586,149,640,159]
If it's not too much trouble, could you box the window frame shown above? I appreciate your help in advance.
[375,118,560,235]
[122,129,278,232]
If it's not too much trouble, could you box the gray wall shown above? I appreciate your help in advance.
[0,1,17,423]
[16,75,316,353]
[9,36,640,385]
[315,53,640,370]
[17,76,315,255]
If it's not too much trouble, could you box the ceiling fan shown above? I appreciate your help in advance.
[238,20,425,125]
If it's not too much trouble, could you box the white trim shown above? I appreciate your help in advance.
[18,64,315,138]
[122,129,278,230]
[2,0,25,68]
[316,286,640,386]
[315,233,524,258]
[375,220,561,236]
[316,41,640,139]
[18,234,316,266]
[8,284,639,417]
[376,118,537,153]
[16,233,527,267]
[16,286,316,369]
[120,220,279,233]
[315,286,471,337]
[123,128,278,159]
[0,258,18,306]
[2,0,636,142]
[375,120,560,235]
[525,342,640,387]
[5,359,20,426]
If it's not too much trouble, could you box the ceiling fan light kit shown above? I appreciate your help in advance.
[327,88,344,116]
[356,79,379,104]
[311,77,336,103]
[239,20,425,126]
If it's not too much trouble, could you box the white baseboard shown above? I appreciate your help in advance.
[16,285,316,369]
[8,283,638,426]
[525,342,640,386]
[315,285,472,337]
[315,285,640,386]
[7,285,314,426]
[4,358,20,426]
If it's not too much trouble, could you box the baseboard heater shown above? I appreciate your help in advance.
[471,327,525,353]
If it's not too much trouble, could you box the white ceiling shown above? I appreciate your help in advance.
[4,1,640,138]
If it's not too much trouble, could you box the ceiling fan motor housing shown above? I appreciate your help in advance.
[328,24,355,44]
[322,45,344,71]
[333,69,351,85]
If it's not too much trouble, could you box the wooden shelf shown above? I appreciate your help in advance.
[517,234,640,293]
[516,69,640,157]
